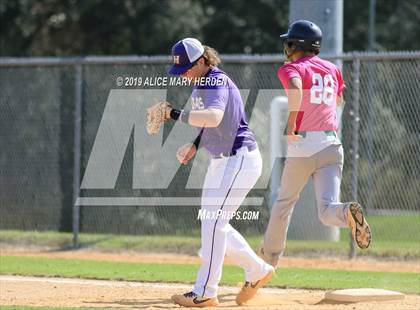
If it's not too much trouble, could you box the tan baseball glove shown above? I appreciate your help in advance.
[146,101,171,135]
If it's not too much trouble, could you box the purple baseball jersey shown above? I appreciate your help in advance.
[190,67,256,155]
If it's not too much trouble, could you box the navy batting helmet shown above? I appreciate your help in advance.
[281,20,322,55]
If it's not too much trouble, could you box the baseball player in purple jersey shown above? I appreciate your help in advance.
[259,20,372,269]
[164,38,274,307]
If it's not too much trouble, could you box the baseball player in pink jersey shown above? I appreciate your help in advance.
[165,38,274,307]
[259,20,372,268]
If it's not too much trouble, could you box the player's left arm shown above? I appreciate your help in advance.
[165,106,224,128]
[286,77,303,143]
[167,82,227,128]
[277,65,303,143]
[186,108,224,128]
[146,101,223,135]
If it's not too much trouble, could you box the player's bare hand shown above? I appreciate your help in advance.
[176,143,197,165]
[287,133,303,144]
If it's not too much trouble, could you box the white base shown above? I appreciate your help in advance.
[325,288,405,302]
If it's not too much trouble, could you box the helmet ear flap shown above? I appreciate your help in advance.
[283,40,297,59]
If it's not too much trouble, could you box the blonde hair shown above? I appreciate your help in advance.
[202,45,221,67]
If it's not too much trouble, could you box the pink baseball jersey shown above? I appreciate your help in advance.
[277,55,345,132]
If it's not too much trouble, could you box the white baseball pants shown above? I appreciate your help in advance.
[193,147,272,298]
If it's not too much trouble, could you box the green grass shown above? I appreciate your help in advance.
[1,215,419,259]
[0,230,202,254]
[1,255,419,294]
[339,214,420,241]
[338,214,420,259]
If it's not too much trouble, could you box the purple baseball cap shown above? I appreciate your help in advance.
[169,38,205,75]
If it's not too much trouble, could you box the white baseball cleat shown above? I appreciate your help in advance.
[348,202,372,249]
[235,266,275,305]
[171,291,219,307]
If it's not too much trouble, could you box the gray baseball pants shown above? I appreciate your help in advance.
[263,144,351,261]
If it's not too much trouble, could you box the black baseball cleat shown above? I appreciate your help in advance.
[348,202,372,249]
[171,291,219,307]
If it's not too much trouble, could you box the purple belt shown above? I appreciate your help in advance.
[212,143,257,159]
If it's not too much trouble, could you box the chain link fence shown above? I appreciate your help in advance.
[1,52,419,252]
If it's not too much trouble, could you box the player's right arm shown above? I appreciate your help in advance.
[336,95,344,107]
[176,143,197,165]
[336,67,346,107]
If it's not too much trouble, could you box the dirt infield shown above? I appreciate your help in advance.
[1,249,419,309]
[1,275,419,309]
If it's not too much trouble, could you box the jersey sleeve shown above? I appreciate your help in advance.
[277,64,301,90]
[336,67,346,97]
[203,76,229,111]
